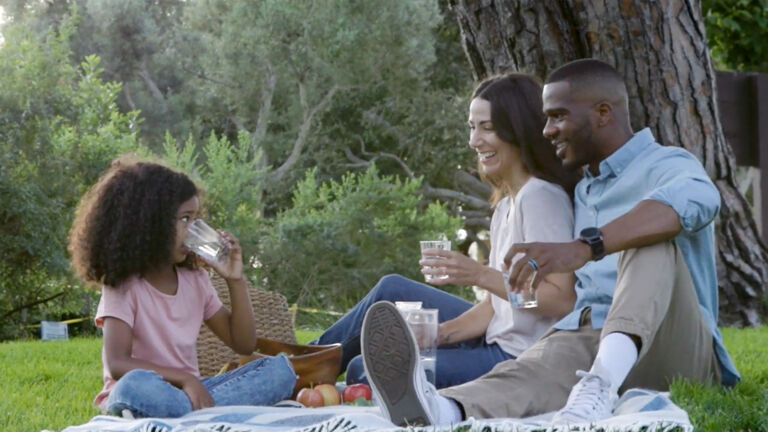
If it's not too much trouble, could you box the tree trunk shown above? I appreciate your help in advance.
[450,0,767,326]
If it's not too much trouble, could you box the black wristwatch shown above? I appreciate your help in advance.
[579,227,605,261]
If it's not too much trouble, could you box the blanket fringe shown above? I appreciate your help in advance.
[401,419,693,432]
[191,416,360,432]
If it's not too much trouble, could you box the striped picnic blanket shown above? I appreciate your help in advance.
[52,388,692,432]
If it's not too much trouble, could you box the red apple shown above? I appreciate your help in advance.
[314,383,341,406]
[296,387,324,407]
[342,383,372,403]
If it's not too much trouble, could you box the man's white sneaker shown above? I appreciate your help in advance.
[551,368,617,424]
[361,301,441,427]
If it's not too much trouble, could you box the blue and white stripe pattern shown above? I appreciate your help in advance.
[53,388,691,432]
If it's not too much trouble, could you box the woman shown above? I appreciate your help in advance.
[313,73,579,389]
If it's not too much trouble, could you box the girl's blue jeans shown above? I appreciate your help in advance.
[106,354,296,418]
[312,274,515,389]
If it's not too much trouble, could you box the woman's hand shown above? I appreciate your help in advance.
[181,375,215,410]
[437,296,494,345]
[206,231,244,282]
[419,250,491,287]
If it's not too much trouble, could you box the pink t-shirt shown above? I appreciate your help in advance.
[92,267,223,410]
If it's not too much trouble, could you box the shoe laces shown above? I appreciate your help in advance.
[557,370,614,421]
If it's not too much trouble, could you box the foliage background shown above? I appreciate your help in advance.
[702,0,768,73]
[0,0,764,338]
[0,0,472,338]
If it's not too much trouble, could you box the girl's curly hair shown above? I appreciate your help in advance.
[68,156,201,287]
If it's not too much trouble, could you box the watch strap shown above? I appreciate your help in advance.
[579,228,605,261]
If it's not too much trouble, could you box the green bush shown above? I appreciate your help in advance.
[0,17,143,339]
[256,166,464,313]
[703,0,768,72]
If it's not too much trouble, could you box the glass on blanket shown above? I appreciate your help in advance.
[183,219,230,264]
[395,301,423,312]
[399,307,438,385]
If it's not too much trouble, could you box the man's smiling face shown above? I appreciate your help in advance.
[542,81,599,171]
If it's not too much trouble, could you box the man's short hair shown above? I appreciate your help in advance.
[545,58,628,104]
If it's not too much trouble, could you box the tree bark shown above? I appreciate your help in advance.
[450,0,767,326]
[251,62,276,155]
[272,83,340,182]
[137,59,169,113]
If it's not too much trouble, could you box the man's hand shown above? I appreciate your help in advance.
[503,240,591,291]
[181,376,215,411]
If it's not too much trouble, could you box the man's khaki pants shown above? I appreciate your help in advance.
[440,241,721,419]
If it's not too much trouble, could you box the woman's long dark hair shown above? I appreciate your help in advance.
[472,73,579,204]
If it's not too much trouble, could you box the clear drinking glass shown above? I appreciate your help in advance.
[502,269,538,308]
[419,240,451,283]
[398,307,438,385]
[394,301,423,311]
[183,219,230,264]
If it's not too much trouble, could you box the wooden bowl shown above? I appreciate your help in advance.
[235,337,342,397]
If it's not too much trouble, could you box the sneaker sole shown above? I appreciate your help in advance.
[361,301,431,427]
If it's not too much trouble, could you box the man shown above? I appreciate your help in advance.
[360,58,739,427]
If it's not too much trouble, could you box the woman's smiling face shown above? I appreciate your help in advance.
[468,97,520,179]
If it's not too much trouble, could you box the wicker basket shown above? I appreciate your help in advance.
[196,273,296,377]
[223,337,342,398]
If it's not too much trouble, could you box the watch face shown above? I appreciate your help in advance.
[580,227,600,239]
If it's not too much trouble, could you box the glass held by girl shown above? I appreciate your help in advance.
[68,156,296,418]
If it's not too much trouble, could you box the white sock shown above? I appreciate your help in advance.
[436,394,463,424]
[591,332,639,391]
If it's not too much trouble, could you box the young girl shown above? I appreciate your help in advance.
[68,157,296,418]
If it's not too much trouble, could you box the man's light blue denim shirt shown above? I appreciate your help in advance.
[553,128,740,386]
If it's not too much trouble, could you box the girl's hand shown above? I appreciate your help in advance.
[181,375,214,410]
[419,250,490,287]
[205,231,244,282]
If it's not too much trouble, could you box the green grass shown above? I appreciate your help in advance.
[0,337,103,432]
[0,330,320,432]
[1,328,766,431]
[670,327,768,431]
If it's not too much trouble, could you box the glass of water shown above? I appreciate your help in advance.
[399,307,438,385]
[395,301,423,311]
[502,269,538,308]
[419,240,451,283]
[183,219,230,264]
